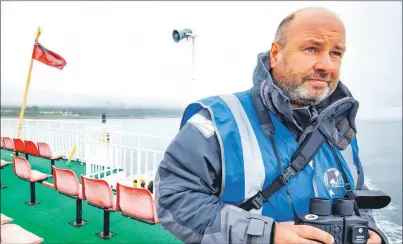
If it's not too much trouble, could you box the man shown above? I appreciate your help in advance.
[155,7,389,244]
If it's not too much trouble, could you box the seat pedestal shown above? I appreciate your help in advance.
[96,210,116,240]
[69,199,88,228]
[26,182,40,206]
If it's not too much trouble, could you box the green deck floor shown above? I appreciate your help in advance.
[0,149,181,243]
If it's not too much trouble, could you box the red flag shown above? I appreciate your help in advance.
[32,41,67,70]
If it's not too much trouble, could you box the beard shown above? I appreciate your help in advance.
[272,61,336,107]
[279,79,332,107]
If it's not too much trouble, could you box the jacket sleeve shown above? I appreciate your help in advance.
[155,109,275,244]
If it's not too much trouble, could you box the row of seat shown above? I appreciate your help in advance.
[2,155,159,240]
[1,136,64,173]
[1,213,44,243]
[52,163,159,239]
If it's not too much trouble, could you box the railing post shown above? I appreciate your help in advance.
[130,149,134,180]
[101,113,110,144]
[137,137,141,180]
[145,151,149,175]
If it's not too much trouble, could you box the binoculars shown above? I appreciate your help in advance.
[298,198,368,244]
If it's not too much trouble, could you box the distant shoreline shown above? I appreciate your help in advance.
[0,115,181,120]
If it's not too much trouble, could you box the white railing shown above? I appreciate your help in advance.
[0,118,173,188]
[84,140,165,188]
[0,119,99,160]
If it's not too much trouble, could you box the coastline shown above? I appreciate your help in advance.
[0,115,181,120]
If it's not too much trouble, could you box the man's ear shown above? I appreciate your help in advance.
[270,42,281,68]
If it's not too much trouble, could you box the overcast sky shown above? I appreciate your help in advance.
[1,1,402,119]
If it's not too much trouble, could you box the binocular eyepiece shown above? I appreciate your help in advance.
[309,198,355,217]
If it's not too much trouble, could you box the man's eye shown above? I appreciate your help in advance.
[331,51,343,57]
[304,47,316,52]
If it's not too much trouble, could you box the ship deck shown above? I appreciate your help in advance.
[0,149,181,243]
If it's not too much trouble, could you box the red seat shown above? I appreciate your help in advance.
[12,156,52,206]
[116,183,159,224]
[81,175,117,240]
[53,166,87,227]
[3,137,14,151]
[13,138,26,156]
[24,140,40,160]
[1,160,12,189]
[37,142,63,160]
[38,142,64,173]
[0,137,4,149]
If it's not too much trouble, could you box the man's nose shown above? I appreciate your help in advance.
[313,54,337,74]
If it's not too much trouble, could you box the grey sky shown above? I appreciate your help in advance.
[1,1,401,119]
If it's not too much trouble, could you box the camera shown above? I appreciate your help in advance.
[298,198,368,244]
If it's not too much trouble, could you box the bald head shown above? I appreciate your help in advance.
[274,7,345,48]
[269,7,346,108]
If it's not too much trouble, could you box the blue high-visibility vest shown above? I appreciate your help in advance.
[181,91,362,221]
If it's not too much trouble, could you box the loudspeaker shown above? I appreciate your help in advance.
[172,29,193,43]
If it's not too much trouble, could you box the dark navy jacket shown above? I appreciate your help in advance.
[155,51,390,243]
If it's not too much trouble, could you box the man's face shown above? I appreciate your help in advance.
[270,10,346,107]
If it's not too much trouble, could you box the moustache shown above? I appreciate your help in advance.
[303,72,331,82]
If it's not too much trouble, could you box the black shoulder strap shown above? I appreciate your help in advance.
[240,91,326,211]
[239,129,326,211]
[242,91,362,213]
[249,86,275,137]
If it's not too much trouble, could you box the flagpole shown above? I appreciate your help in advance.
[16,27,41,139]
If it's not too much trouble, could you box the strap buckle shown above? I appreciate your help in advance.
[282,166,296,184]
[249,191,266,210]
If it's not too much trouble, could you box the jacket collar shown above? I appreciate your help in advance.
[250,51,359,147]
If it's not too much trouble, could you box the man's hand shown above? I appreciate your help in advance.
[274,221,334,244]
[367,230,382,244]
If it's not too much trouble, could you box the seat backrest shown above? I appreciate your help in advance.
[3,137,15,151]
[37,142,52,159]
[24,140,40,156]
[53,166,80,197]
[0,137,4,148]
[12,156,31,180]
[81,175,114,209]
[13,138,26,153]
[116,183,156,223]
